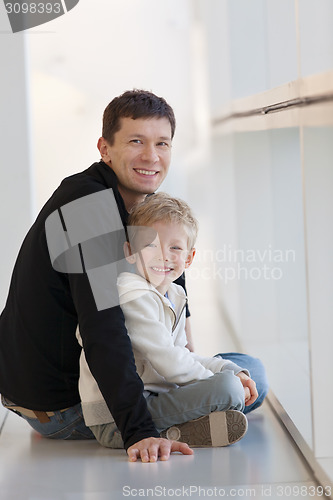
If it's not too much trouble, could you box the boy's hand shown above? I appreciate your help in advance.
[127,437,194,463]
[236,372,258,406]
[243,386,251,404]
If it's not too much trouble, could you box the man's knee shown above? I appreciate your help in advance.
[249,356,269,399]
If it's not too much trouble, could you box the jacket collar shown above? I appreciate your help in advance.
[85,161,128,225]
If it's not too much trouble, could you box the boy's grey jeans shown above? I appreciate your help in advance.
[91,351,269,448]
[92,367,247,448]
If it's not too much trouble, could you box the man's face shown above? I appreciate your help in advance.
[98,117,172,209]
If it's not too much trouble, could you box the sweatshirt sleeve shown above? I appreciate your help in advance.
[190,353,250,376]
[121,293,215,385]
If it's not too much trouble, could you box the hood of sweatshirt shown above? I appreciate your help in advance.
[117,272,187,312]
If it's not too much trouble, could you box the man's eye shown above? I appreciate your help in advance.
[158,142,169,147]
[172,246,182,250]
[130,139,142,144]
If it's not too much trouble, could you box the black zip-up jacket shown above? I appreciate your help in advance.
[0,161,167,450]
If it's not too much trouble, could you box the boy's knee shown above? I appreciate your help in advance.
[226,371,246,409]
[211,370,245,411]
[90,423,124,449]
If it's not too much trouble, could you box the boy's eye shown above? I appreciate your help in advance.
[172,246,182,250]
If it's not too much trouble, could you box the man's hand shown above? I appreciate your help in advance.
[127,437,194,463]
[236,372,258,407]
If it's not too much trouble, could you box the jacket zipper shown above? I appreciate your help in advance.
[171,298,188,333]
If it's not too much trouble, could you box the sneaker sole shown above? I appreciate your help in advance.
[161,410,248,447]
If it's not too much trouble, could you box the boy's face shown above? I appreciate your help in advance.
[127,221,195,295]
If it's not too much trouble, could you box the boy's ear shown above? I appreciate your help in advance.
[124,241,136,264]
[185,248,196,269]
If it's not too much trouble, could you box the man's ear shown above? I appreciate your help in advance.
[97,137,112,164]
[185,248,196,269]
[124,241,136,264]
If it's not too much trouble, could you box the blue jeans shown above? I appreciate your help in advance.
[219,352,269,414]
[3,400,94,440]
[5,353,268,443]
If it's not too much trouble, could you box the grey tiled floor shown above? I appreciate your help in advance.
[0,400,322,500]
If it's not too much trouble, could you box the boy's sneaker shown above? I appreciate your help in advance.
[160,410,248,447]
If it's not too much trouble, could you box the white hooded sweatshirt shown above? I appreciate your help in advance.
[77,272,245,426]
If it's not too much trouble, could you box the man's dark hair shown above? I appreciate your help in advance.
[102,89,176,145]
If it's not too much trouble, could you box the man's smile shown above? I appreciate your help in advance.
[134,169,158,176]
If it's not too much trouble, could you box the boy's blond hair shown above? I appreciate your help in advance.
[127,192,198,249]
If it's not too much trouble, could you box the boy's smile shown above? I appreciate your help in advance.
[128,221,195,295]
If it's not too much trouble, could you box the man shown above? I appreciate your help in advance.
[0,90,267,463]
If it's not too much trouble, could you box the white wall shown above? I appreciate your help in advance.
[0,8,34,310]
[303,127,333,458]
[193,0,333,485]
[27,0,197,210]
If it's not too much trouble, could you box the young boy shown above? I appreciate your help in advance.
[77,193,258,449]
